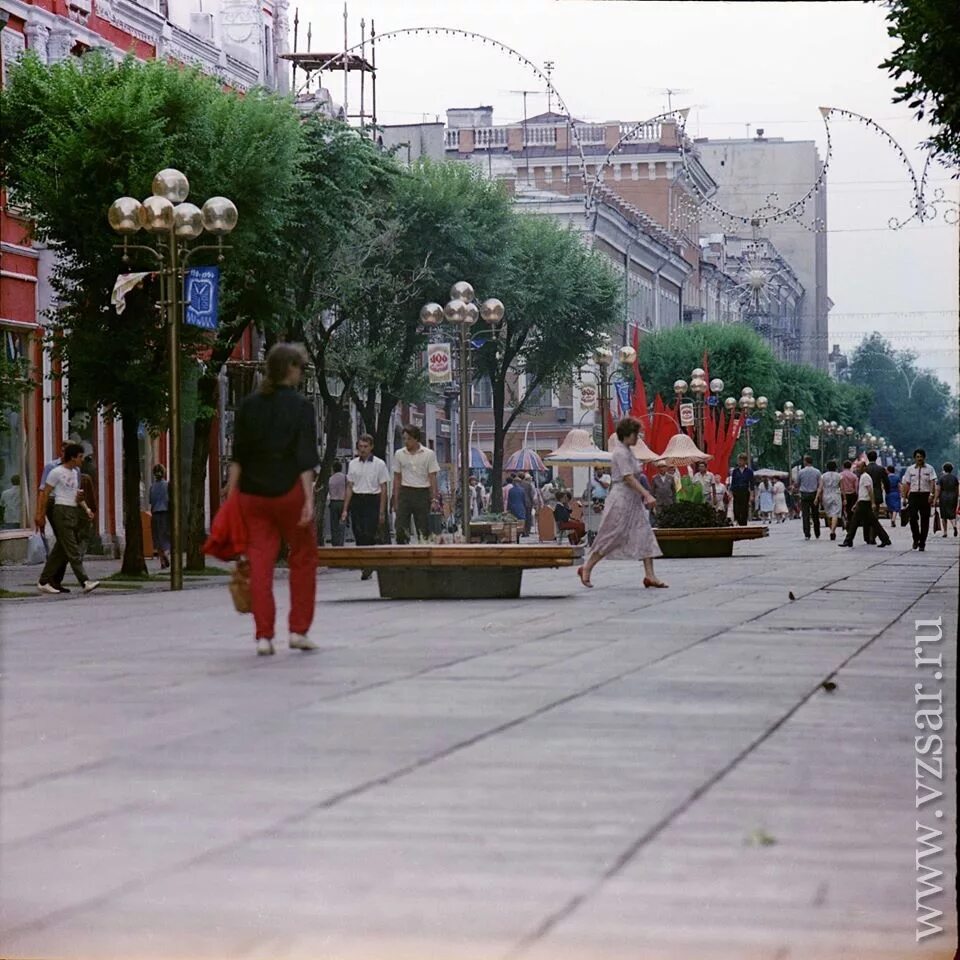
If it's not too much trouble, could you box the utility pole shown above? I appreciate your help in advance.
[509,89,539,185]
[544,60,555,113]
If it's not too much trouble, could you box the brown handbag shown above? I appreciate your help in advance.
[933,511,942,534]
[228,558,252,614]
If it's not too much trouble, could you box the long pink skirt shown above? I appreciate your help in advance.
[590,481,662,561]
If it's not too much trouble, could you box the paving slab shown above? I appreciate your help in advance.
[1,522,956,960]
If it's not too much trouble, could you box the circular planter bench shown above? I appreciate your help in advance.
[654,525,769,558]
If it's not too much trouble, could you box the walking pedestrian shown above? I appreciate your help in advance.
[840,459,858,527]
[506,478,528,529]
[820,460,843,540]
[229,343,319,656]
[757,478,775,523]
[730,454,754,526]
[519,473,536,536]
[863,451,889,544]
[936,462,957,538]
[343,434,389,578]
[34,442,73,590]
[772,478,788,522]
[577,417,665,588]
[77,455,98,562]
[36,443,100,594]
[326,462,347,546]
[884,465,902,529]
[797,455,822,540]
[839,460,891,549]
[149,464,171,569]
[392,425,439,544]
[901,448,938,551]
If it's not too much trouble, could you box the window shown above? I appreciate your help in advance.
[0,329,32,530]
[471,376,493,408]
[525,380,553,410]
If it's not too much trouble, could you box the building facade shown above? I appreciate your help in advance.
[694,134,830,370]
[0,0,288,558]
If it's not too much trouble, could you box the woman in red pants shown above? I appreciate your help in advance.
[228,343,319,656]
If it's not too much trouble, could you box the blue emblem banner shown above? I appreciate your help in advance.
[185,267,220,330]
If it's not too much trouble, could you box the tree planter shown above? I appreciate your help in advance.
[655,526,769,558]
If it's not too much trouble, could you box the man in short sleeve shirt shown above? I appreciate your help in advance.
[902,448,939,551]
[392,425,439,544]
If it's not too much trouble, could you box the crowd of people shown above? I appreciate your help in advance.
[30,343,956,657]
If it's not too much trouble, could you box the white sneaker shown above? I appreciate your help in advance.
[256,638,275,656]
[37,582,60,595]
[82,581,101,594]
[289,633,317,651]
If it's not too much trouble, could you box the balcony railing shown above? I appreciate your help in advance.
[619,121,662,143]
[445,129,461,150]
[573,124,606,145]
[523,125,557,147]
[476,126,509,148]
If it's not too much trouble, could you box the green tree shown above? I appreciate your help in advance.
[0,53,301,573]
[846,333,959,466]
[476,214,622,510]
[879,0,960,168]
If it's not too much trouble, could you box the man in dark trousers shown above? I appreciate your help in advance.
[730,453,754,526]
[840,460,891,549]
[863,450,889,545]
[796,455,822,540]
[901,447,939,551]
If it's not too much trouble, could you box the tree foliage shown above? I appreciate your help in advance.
[0,53,301,571]
[635,324,874,468]
[475,214,622,509]
[879,0,960,169]
[846,332,959,466]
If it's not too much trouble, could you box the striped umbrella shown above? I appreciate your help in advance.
[505,447,546,473]
[470,446,492,469]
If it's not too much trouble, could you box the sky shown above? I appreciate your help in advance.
[297,0,959,390]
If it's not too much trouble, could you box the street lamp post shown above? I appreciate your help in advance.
[420,283,504,533]
[580,343,633,451]
[108,169,237,591]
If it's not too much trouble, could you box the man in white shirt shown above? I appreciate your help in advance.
[901,447,939,551]
[392,424,439,544]
[342,435,389,578]
[36,443,100,593]
[326,462,347,546]
[840,460,891,549]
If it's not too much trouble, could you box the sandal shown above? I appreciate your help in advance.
[577,566,593,588]
[643,577,669,589]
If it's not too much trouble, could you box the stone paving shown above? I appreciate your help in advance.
[1,522,957,960]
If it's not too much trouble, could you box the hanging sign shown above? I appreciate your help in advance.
[427,343,453,384]
[580,384,598,410]
[679,402,695,427]
[809,435,819,450]
[614,381,631,417]
[772,429,783,447]
[185,267,220,330]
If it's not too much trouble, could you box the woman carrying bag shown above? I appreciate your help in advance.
[226,343,319,657]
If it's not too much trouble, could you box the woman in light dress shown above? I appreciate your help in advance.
[820,459,844,540]
[757,478,775,523]
[772,478,789,522]
[577,417,666,589]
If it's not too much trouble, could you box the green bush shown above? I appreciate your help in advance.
[656,501,731,529]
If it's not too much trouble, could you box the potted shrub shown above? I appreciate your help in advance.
[654,497,766,558]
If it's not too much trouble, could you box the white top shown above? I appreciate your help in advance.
[393,444,439,488]
[903,463,938,494]
[346,456,390,495]
[45,464,80,507]
[857,471,874,503]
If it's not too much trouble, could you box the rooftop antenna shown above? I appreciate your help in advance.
[342,3,348,124]
[292,7,299,91]
[544,60,555,113]
[653,87,692,114]
[509,89,540,185]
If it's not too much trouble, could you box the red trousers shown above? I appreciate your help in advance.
[558,520,585,545]
[239,483,317,640]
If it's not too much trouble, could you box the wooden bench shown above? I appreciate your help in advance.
[654,525,769,558]
[317,544,583,599]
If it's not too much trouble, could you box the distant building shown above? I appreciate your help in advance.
[377,123,446,165]
[695,133,830,370]
[828,343,848,380]
[443,106,717,321]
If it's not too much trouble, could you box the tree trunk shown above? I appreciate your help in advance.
[490,382,507,512]
[120,410,148,577]
[185,373,220,570]
[373,393,397,462]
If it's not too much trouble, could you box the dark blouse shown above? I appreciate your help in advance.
[232,386,319,497]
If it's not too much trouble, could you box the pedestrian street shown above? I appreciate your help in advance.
[1,522,957,960]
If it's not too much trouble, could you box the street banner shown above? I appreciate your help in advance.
[773,429,783,447]
[427,343,453,384]
[679,402,695,427]
[848,445,857,459]
[185,267,220,330]
[580,384,598,410]
[809,435,819,449]
[614,381,631,418]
